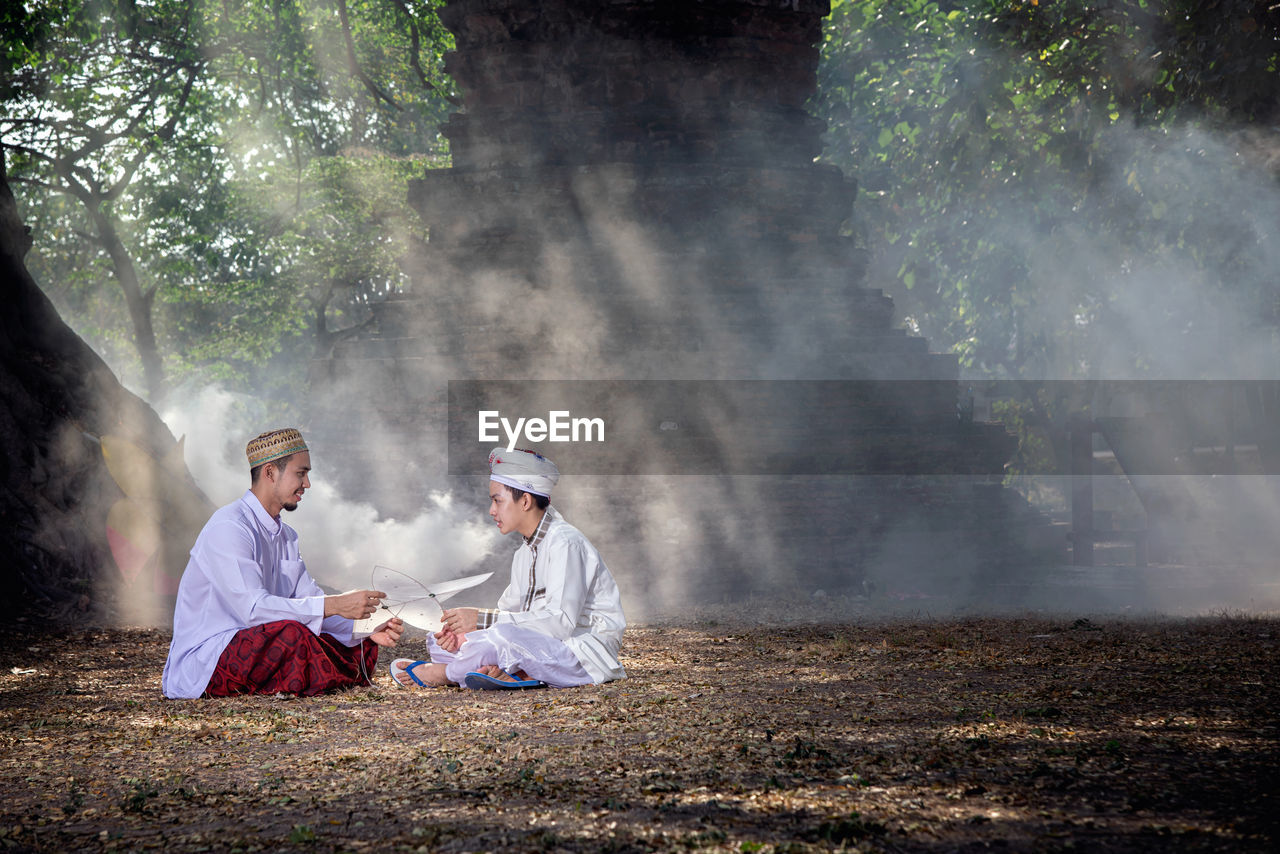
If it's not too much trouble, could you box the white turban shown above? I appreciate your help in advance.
[488,448,560,498]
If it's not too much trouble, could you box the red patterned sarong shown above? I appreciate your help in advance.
[204,620,379,697]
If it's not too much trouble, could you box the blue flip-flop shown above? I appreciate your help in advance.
[464,669,547,690]
[390,658,431,688]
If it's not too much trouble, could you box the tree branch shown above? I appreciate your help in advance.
[7,158,103,222]
[105,63,202,201]
[4,173,71,206]
[389,0,462,107]
[50,159,97,207]
[330,313,376,342]
[63,51,196,163]
[336,0,402,111]
[0,143,59,170]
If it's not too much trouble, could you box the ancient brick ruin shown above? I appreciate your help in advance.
[391,0,961,379]
[311,0,1055,609]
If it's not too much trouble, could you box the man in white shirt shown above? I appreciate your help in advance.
[391,448,626,690]
[162,428,403,699]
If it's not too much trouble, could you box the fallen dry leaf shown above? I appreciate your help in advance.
[0,615,1276,852]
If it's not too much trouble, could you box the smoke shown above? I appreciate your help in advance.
[997,124,1280,382]
[322,157,1280,619]
[795,7,1280,617]
[138,7,1280,624]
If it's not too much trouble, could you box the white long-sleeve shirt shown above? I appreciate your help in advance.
[479,506,626,683]
[161,490,356,699]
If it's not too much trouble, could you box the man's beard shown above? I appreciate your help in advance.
[282,501,298,512]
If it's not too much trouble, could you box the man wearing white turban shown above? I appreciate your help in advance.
[391,448,626,690]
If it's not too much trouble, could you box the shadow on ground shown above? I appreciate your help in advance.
[1,614,1277,852]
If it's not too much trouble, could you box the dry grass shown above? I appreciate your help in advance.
[1,614,1277,852]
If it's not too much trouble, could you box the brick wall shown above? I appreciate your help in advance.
[308,0,1060,609]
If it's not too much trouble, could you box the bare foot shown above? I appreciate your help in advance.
[474,665,532,683]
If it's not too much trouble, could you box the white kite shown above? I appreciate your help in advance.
[353,564,493,634]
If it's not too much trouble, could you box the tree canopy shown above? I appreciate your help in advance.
[2,0,453,400]
[818,0,1280,382]
[2,0,1278,404]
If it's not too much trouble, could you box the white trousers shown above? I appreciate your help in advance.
[428,623,594,689]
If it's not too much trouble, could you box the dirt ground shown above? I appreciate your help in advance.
[0,612,1277,853]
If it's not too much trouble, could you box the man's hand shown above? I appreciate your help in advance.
[370,617,404,648]
[434,626,462,653]
[325,589,387,620]
[441,607,479,634]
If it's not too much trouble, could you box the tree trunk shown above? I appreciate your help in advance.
[84,201,166,402]
[0,149,202,629]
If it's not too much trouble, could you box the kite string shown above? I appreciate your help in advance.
[356,563,421,687]
[358,565,380,687]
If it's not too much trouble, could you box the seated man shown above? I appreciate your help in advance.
[392,448,625,690]
[162,428,403,699]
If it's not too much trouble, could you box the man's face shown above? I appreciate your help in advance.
[488,480,524,535]
[274,452,312,512]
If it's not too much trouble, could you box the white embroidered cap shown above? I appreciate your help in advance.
[488,447,559,498]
